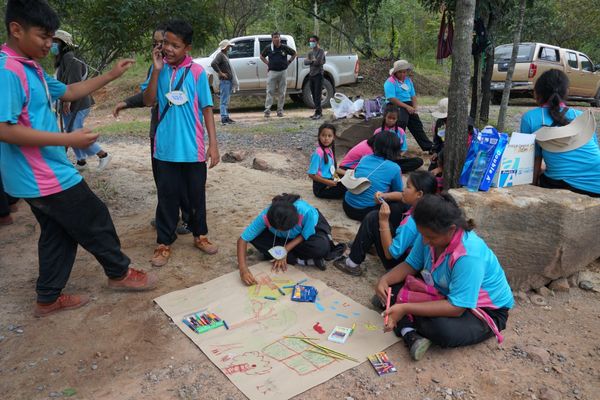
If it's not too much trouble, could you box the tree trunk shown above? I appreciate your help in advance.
[444,0,477,189]
[497,0,527,132]
[479,11,495,125]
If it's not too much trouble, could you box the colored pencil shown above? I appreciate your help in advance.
[384,287,391,325]
[222,320,229,330]
[308,349,344,360]
[300,339,358,362]
[264,296,277,300]
[284,336,319,340]
[296,279,308,285]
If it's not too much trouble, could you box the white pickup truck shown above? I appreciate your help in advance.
[194,34,362,108]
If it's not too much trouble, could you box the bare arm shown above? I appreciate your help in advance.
[375,262,418,303]
[237,237,257,285]
[143,48,164,106]
[0,122,98,148]
[377,202,394,260]
[308,173,337,187]
[61,59,135,102]
[376,191,403,203]
[533,155,543,185]
[383,300,465,332]
[202,107,220,169]
[389,97,414,113]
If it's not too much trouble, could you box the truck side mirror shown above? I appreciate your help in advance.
[595,64,600,72]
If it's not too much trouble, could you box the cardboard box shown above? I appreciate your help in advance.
[491,132,536,188]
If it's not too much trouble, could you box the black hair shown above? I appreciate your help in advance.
[413,193,475,233]
[373,130,401,161]
[266,193,301,231]
[317,123,336,166]
[5,0,59,35]
[165,19,193,45]
[408,171,437,196]
[271,31,280,38]
[366,134,377,149]
[153,22,167,37]
[309,34,319,42]
[381,103,401,134]
[534,69,571,126]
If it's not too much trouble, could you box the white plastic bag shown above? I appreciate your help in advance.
[330,93,354,119]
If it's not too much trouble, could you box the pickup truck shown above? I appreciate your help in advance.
[193,34,362,108]
[491,42,600,106]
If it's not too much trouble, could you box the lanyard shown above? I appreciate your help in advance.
[272,230,290,248]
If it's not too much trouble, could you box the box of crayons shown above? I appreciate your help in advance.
[367,351,397,376]
[182,311,227,334]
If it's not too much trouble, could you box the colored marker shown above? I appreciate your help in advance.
[282,285,295,289]
[350,322,356,336]
[275,285,286,296]
[296,279,308,285]
[384,287,391,325]
[264,296,277,300]
[182,319,196,332]
[223,320,229,330]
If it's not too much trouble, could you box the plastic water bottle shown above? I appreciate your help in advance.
[466,151,489,192]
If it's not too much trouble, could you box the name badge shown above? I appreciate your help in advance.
[401,83,409,91]
[166,90,188,105]
[421,269,435,287]
[268,246,287,260]
[329,165,336,175]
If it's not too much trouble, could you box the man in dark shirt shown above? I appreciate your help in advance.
[304,35,326,120]
[260,32,296,117]
[211,39,237,125]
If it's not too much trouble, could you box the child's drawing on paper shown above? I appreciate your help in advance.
[222,352,272,376]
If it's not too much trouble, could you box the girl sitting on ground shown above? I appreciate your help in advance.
[337,135,376,174]
[375,103,423,172]
[377,193,514,361]
[334,171,436,277]
[237,193,342,285]
[520,69,600,197]
[307,123,346,199]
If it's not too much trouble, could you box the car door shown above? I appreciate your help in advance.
[565,51,581,95]
[578,54,596,97]
[228,38,259,90]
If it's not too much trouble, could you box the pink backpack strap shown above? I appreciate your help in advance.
[470,308,504,344]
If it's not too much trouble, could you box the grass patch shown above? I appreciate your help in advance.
[95,120,149,137]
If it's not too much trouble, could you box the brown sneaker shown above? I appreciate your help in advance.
[108,268,158,291]
[194,236,218,255]
[0,215,14,226]
[34,294,90,317]
[151,244,171,267]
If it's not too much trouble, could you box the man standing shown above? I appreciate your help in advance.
[384,60,433,152]
[211,39,238,125]
[260,32,297,118]
[304,35,326,120]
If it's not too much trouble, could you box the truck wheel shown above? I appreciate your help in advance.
[290,94,303,104]
[302,79,334,109]
[491,92,502,105]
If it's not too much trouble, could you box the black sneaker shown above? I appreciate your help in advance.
[402,331,432,361]
[313,258,326,271]
[333,256,364,277]
[176,222,192,235]
[370,294,385,310]
[313,114,322,120]
[277,111,284,117]
[221,119,229,125]
[325,243,346,261]
[226,117,236,124]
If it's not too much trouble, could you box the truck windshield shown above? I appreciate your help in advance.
[494,44,535,63]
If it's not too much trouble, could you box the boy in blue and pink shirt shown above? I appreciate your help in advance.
[0,0,157,317]
[142,19,220,267]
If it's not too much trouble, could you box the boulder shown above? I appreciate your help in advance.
[222,150,247,163]
[548,277,570,293]
[252,158,270,171]
[450,186,600,291]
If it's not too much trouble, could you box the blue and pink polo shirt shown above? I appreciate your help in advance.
[373,126,408,152]
[388,210,419,259]
[520,107,600,194]
[384,76,416,103]
[344,154,403,209]
[339,139,372,169]
[141,55,213,163]
[405,229,514,310]
[241,199,319,241]
[307,146,335,179]
[0,44,82,198]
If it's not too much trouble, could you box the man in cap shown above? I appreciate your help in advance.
[384,60,433,152]
[211,39,238,124]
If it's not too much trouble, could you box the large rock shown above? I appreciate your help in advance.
[450,186,600,291]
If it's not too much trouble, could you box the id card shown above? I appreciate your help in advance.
[421,269,434,287]
[166,90,188,105]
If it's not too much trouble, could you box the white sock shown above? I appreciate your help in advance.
[305,259,315,266]
[400,327,415,337]
[296,259,306,266]
[345,257,359,268]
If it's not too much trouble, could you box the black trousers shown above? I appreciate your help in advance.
[250,211,332,263]
[0,173,18,217]
[539,174,600,198]
[313,181,346,199]
[398,101,433,152]
[342,199,379,222]
[309,74,323,115]
[155,160,208,244]
[348,203,410,269]
[150,138,189,223]
[25,181,130,303]
[387,281,509,347]
[396,157,424,173]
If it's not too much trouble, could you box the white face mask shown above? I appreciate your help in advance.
[268,246,288,260]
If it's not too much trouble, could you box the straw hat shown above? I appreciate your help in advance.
[53,30,77,48]
[389,59,413,75]
[432,98,448,119]
[219,39,235,50]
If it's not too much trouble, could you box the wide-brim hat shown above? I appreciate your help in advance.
[219,39,235,50]
[340,169,371,194]
[432,98,449,119]
[534,109,596,152]
[53,30,77,48]
[389,59,413,75]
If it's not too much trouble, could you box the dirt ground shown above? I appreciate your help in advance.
[0,105,599,400]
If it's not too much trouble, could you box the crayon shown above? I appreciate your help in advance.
[296,279,308,285]
[282,285,295,289]
[384,287,391,325]
[223,320,229,330]
[276,286,286,296]
[264,296,277,300]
